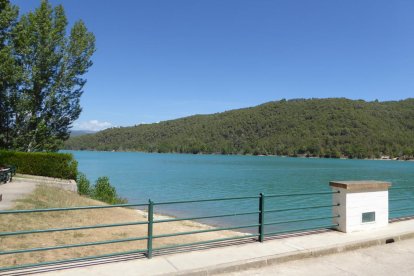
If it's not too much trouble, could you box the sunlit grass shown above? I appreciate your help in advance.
[0,185,240,267]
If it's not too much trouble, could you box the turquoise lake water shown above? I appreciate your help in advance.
[68,151,414,233]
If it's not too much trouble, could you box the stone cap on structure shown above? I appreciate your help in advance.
[329,180,392,191]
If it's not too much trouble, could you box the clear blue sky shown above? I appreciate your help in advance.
[13,0,414,131]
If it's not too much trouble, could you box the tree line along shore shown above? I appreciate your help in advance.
[65,98,414,160]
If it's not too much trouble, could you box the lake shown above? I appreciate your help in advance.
[68,151,414,233]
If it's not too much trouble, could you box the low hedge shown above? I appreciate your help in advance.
[0,151,78,180]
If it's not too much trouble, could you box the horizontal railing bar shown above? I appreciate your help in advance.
[0,203,148,215]
[264,224,339,236]
[0,235,148,256]
[266,191,339,198]
[389,197,414,202]
[153,223,260,239]
[390,207,414,212]
[154,211,260,223]
[0,248,148,272]
[265,203,340,213]
[154,233,259,251]
[0,221,148,237]
[154,195,260,205]
[263,215,340,226]
[390,186,414,190]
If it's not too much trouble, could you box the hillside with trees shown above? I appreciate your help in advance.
[64,98,414,159]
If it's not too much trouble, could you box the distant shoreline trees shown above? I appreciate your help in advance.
[65,98,414,160]
[0,0,95,152]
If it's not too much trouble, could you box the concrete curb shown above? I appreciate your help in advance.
[169,230,414,276]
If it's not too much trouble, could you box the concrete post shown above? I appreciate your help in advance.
[330,180,391,233]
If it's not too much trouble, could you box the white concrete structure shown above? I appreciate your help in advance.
[330,180,391,233]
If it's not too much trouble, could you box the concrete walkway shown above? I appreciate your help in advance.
[0,178,37,210]
[6,218,412,276]
[227,237,414,276]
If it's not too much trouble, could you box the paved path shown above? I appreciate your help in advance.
[226,237,414,276]
[0,179,37,210]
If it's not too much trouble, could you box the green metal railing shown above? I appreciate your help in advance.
[0,190,340,272]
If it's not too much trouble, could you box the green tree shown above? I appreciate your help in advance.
[1,0,95,151]
[0,0,19,149]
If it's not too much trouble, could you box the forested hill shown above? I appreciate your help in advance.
[64,98,414,159]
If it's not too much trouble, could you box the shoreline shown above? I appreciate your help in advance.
[63,149,414,162]
[134,208,249,236]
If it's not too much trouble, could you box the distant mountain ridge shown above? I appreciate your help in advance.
[64,98,414,159]
[70,130,97,137]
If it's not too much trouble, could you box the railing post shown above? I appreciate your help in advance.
[147,199,154,258]
[259,193,265,242]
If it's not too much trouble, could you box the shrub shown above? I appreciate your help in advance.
[76,173,91,196]
[0,150,77,179]
[77,174,127,204]
[91,176,127,204]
